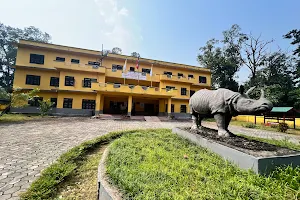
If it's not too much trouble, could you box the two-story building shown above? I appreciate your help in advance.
[12,40,211,118]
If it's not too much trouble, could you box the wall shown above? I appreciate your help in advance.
[233,115,300,128]
[57,91,96,109]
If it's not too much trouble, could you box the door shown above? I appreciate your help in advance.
[144,104,155,116]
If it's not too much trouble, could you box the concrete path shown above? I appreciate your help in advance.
[0,118,299,199]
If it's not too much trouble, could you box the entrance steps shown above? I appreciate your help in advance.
[144,116,161,122]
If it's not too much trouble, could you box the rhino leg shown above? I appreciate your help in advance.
[191,109,199,130]
[225,115,232,131]
[214,114,232,137]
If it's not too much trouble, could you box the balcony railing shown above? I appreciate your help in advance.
[160,74,194,83]
[54,61,106,73]
[91,83,177,96]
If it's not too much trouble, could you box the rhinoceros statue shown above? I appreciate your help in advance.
[189,86,273,137]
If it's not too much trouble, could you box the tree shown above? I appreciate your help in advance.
[241,33,273,86]
[0,22,51,91]
[198,25,247,91]
[284,29,300,84]
[131,52,140,58]
[111,47,122,54]
[0,87,39,116]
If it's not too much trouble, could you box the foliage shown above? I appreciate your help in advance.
[38,99,54,116]
[198,25,246,91]
[0,87,10,99]
[0,22,51,91]
[10,87,39,108]
[107,129,299,199]
[131,52,140,58]
[242,122,257,128]
[20,129,137,200]
[111,47,122,54]
[278,122,289,133]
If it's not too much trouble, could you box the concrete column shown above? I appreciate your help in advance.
[158,99,165,116]
[167,98,172,116]
[95,93,103,115]
[127,95,132,116]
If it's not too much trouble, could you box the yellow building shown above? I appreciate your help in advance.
[12,40,211,118]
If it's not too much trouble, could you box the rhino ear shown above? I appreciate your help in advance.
[238,85,245,94]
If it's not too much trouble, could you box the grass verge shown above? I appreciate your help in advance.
[0,114,42,123]
[20,129,137,200]
[107,129,300,199]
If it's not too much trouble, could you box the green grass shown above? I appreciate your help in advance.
[56,146,107,200]
[20,129,137,200]
[107,129,299,200]
[0,114,42,123]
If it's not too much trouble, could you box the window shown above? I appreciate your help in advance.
[178,73,184,78]
[166,86,175,91]
[164,71,172,76]
[181,88,187,95]
[82,99,96,109]
[83,78,97,88]
[26,75,40,85]
[180,105,187,113]
[88,61,100,66]
[30,54,44,64]
[71,59,80,64]
[28,97,43,107]
[171,104,174,113]
[50,77,59,87]
[188,74,194,79]
[199,76,207,83]
[63,98,73,108]
[55,57,65,62]
[190,90,195,97]
[112,64,123,71]
[65,76,75,86]
[142,68,151,74]
[50,98,57,108]
[130,67,135,72]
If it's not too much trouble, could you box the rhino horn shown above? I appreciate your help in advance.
[260,89,265,99]
[245,86,256,95]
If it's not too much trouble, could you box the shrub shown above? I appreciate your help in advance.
[242,123,257,128]
[278,122,289,133]
[270,124,278,129]
[38,99,54,116]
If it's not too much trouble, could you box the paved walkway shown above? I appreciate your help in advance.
[0,118,299,199]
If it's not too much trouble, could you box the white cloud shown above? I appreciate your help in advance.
[93,0,142,54]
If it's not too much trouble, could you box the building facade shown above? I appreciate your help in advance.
[12,40,211,118]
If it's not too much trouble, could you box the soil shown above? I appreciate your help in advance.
[181,127,299,157]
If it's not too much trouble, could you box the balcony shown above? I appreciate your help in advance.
[91,83,177,97]
[54,61,106,73]
[160,74,194,83]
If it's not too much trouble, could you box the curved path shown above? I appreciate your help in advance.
[0,118,299,199]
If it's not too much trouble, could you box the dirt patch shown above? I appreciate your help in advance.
[181,127,299,157]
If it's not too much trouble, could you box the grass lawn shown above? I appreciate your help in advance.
[55,146,107,200]
[107,129,300,199]
[0,113,42,123]
[205,118,300,135]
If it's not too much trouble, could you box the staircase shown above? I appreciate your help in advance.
[144,116,161,122]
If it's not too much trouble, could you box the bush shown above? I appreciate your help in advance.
[270,124,278,129]
[278,122,289,133]
[38,99,54,116]
[242,123,257,128]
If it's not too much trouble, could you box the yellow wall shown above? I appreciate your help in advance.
[57,91,96,109]
[233,115,300,128]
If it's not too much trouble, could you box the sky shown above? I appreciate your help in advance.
[0,0,299,83]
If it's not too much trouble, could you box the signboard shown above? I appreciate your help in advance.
[122,71,147,80]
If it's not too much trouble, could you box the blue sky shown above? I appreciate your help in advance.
[0,0,299,83]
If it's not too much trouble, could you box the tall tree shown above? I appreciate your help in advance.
[111,47,122,54]
[284,29,300,84]
[198,24,246,91]
[241,33,273,86]
[131,52,140,58]
[0,23,51,91]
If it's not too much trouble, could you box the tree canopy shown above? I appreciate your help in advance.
[0,22,51,91]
